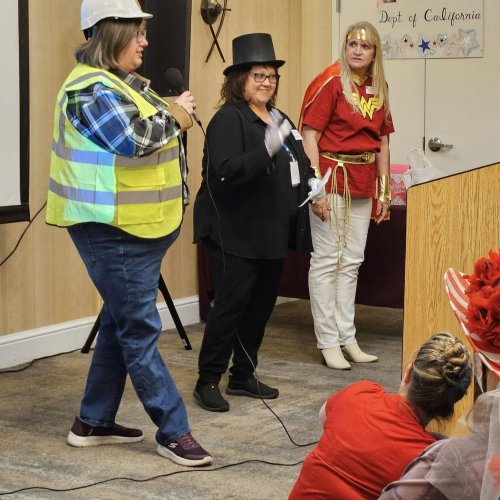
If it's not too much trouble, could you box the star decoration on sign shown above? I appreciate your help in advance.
[382,38,392,56]
[375,29,480,59]
[459,29,480,56]
[438,34,448,46]
[418,39,431,53]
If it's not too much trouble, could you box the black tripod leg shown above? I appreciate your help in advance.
[81,309,101,353]
[81,276,192,353]
[158,274,192,350]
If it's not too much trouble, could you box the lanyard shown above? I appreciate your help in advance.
[281,142,296,162]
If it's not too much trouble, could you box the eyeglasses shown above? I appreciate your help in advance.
[250,72,280,84]
[135,29,147,42]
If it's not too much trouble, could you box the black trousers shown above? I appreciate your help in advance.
[197,240,284,385]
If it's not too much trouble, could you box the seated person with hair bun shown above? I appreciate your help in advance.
[380,249,500,500]
[288,332,472,500]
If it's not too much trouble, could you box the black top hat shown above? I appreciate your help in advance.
[223,33,285,76]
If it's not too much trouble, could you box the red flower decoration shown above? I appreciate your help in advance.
[466,249,500,292]
[464,249,500,342]
[465,287,500,346]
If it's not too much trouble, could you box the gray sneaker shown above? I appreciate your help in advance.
[157,433,213,467]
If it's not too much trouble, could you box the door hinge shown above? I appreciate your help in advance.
[336,0,341,13]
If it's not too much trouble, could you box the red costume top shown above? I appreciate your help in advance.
[288,381,437,500]
[299,62,395,197]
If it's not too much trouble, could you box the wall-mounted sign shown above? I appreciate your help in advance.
[377,0,483,59]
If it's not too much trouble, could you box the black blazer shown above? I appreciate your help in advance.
[194,102,314,259]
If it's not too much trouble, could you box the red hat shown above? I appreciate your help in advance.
[444,249,500,378]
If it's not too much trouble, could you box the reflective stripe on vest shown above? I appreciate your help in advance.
[49,177,181,205]
[52,137,179,167]
[46,64,183,238]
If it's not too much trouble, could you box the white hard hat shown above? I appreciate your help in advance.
[81,0,153,30]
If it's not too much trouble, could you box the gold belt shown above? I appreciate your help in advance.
[320,151,375,164]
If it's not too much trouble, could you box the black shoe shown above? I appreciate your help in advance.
[226,377,279,399]
[67,417,144,447]
[193,383,230,412]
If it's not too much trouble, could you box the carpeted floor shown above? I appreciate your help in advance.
[0,300,403,499]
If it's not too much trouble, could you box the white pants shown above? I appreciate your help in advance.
[308,195,372,349]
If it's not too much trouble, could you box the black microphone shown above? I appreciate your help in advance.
[164,67,202,127]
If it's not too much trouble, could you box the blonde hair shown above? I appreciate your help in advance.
[75,19,141,70]
[408,332,472,420]
[340,21,391,119]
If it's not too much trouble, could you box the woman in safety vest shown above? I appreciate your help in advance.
[46,0,212,467]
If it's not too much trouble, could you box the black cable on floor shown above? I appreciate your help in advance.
[0,348,80,374]
[0,458,304,496]
[235,331,318,448]
[0,340,317,497]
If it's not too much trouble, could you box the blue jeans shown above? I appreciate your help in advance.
[67,223,190,444]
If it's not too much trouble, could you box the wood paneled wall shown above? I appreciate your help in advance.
[0,0,332,337]
[403,163,500,430]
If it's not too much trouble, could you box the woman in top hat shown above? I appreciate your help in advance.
[46,0,211,466]
[298,21,395,370]
[380,249,500,499]
[193,33,316,412]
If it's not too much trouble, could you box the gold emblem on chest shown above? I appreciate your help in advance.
[352,93,380,120]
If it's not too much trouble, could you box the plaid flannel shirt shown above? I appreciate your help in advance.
[66,68,180,158]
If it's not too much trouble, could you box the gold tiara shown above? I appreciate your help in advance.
[347,28,368,41]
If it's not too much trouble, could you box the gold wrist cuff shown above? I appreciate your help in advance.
[377,174,391,204]
[311,165,322,180]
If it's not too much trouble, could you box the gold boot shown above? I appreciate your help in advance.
[321,347,351,370]
[342,343,378,363]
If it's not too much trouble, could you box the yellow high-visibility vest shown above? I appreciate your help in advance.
[46,63,183,238]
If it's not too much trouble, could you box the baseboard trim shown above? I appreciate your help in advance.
[0,296,200,370]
